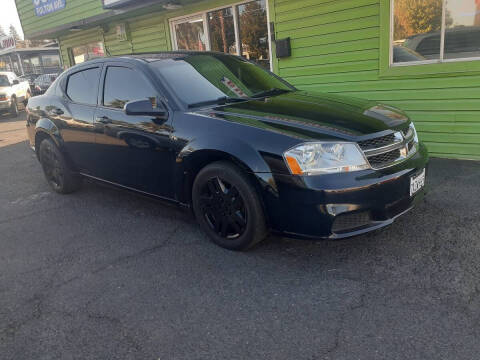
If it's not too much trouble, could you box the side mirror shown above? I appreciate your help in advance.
[12,80,19,85]
[124,99,167,119]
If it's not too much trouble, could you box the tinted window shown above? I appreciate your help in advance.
[66,68,100,105]
[103,67,157,109]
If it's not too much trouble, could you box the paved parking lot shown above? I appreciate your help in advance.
[1,112,480,360]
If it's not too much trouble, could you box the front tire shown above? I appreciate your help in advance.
[38,138,82,194]
[192,161,267,251]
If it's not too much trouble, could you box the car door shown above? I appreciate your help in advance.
[9,73,26,99]
[93,64,176,198]
[8,73,20,100]
[57,65,102,174]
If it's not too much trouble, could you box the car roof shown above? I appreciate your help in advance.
[78,51,234,66]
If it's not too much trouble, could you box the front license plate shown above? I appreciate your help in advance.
[410,169,425,197]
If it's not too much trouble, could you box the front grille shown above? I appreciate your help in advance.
[367,149,401,168]
[357,128,417,169]
[358,133,396,151]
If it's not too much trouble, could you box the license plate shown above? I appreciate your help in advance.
[410,169,425,197]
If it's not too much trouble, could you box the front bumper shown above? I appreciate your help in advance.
[264,143,429,239]
[0,100,11,110]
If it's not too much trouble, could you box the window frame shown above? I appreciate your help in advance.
[380,0,480,78]
[169,0,273,71]
[389,0,480,68]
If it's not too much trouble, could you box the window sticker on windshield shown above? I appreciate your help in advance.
[221,77,247,98]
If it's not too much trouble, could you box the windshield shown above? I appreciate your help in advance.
[0,75,10,87]
[150,54,294,107]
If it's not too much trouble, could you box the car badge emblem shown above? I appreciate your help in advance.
[394,131,404,142]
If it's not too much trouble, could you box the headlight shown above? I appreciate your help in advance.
[284,142,370,175]
[409,122,419,143]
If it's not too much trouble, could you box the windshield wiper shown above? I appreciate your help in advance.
[188,96,250,109]
[252,88,292,99]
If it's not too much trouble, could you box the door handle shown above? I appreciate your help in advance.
[96,116,112,124]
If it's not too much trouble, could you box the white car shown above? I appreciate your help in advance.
[0,71,31,116]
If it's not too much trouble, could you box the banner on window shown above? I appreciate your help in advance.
[33,0,66,17]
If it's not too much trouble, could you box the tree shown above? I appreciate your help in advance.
[394,0,452,40]
[9,25,21,41]
[238,1,268,64]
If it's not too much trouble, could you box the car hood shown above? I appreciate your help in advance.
[195,90,410,141]
[0,86,11,92]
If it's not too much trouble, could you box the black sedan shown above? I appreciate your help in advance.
[26,52,428,250]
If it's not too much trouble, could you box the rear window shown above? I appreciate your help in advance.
[66,68,100,105]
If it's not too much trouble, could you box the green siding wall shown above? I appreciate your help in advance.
[272,0,480,160]
[16,0,107,39]
[58,12,171,67]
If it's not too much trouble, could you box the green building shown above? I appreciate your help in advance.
[16,0,480,160]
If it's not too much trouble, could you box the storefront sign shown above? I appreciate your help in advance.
[33,0,66,17]
[0,36,16,55]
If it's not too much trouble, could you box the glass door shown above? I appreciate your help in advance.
[172,16,208,51]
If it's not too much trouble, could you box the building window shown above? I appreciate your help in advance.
[70,42,105,65]
[170,0,271,70]
[42,54,61,67]
[173,16,207,51]
[391,0,480,65]
[208,7,237,54]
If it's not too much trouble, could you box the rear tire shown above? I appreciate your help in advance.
[192,161,267,251]
[38,137,82,194]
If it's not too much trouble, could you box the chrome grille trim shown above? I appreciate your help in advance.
[357,129,417,170]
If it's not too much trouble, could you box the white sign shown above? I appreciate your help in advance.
[0,36,16,55]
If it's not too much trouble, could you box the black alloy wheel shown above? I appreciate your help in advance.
[39,138,81,194]
[200,176,248,239]
[192,161,267,251]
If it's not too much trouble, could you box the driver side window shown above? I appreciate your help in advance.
[103,67,158,109]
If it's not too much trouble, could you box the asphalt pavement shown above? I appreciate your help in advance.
[1,112,480,360]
